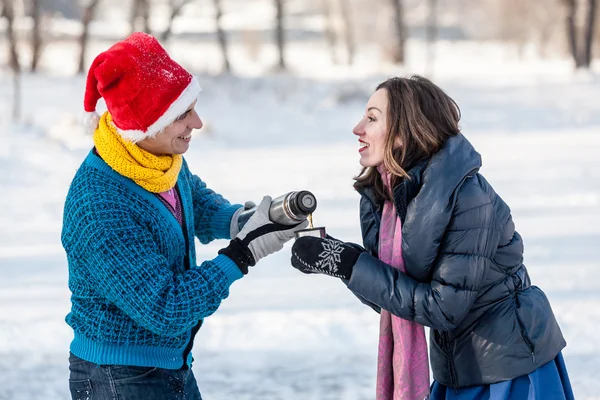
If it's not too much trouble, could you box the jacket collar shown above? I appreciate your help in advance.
[356,158,428,218]
[392,158,429,223]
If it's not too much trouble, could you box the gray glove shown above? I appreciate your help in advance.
[219,196,308,274]
[229,200,257,238]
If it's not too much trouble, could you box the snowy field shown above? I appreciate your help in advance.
[1,36,600,399]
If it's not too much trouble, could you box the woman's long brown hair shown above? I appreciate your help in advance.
[354,75,461,201]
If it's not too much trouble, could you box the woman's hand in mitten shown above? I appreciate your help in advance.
[291,235,364,280]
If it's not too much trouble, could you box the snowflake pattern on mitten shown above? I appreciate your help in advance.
[316,239,345,272]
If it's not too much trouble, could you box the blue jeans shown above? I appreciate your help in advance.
[68,352,202,400]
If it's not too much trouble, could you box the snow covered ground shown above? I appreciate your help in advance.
[1,37,600,399]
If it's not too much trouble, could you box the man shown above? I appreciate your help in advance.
[62,32,305,399]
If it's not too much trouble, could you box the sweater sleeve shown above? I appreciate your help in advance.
[72,200,242,338]
[188,173,242,244]
[347,187,501,331]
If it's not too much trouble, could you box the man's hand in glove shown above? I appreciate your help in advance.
[220,196,308,274]
[291,235,365,280]
[229,200,256,238]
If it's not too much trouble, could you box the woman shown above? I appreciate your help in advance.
[62,32,305,400]
[291,76,574,399]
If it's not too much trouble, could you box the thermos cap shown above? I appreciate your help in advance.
[293,190,317,215]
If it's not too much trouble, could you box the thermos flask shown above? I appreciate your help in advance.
[237,190,317,231]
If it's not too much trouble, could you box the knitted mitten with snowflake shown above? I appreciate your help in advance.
[291,236,364,280]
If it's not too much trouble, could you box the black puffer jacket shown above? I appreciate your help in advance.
[347,134,566,388]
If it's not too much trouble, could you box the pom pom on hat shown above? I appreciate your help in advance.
[83,111,101,135]
[83,32,201,142]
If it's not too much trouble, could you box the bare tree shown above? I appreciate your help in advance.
[321,0,339,64]
[593,0,600,56]
[212,0,230,73]
[563,0,597,68]
[582,0,597,67]
[563,0,578,63]
[2,0,22,121]
[129,0,138,33]
[78,0,100,74]
[389,0,406,64]
[30,0,42,72]
[130,0,151,34]
[274,0,285,70]
[339,0,355,65]
[162,0,193,41]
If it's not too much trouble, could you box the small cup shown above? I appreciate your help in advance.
[295,227,327,239]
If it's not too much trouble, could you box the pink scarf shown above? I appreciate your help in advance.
[376,167,430,400]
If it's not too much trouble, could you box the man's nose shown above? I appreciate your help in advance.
[190,111,203,129]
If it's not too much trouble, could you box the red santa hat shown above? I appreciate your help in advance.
[83,32,201,142]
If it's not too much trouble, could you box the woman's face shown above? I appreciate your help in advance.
[136,100,203,155]
[353,89,389,168]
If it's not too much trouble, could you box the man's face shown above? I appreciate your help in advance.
[137,100,203,155]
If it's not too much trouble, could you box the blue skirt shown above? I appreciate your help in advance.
[430,353,574,400]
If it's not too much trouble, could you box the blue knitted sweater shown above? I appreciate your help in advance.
[62,150,243,369]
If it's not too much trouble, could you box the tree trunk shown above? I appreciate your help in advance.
[129,0,138,34]
[30,0,42,72]
[78,0,100,74]
[339,0,354,65]
[3,0,20,73]
[2,0,22,121]
[12,72,21,122]
[140,0,150,34]
[212,0,230,73]
[130,0,151,34]
[322,0,338,64]
[162,0,191,41]
[582,0,597,67]
[563,0,580,66]
[274,0,285,70]
[425,0,438,78]
[390,0,406,64]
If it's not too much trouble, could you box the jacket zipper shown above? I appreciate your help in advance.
[514,294,536,363]
[441,332,458,387]
[175,184,200,370]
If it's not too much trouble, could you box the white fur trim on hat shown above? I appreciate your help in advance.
[118,77,202,143]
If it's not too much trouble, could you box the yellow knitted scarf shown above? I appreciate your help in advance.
[93,112,182,193]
